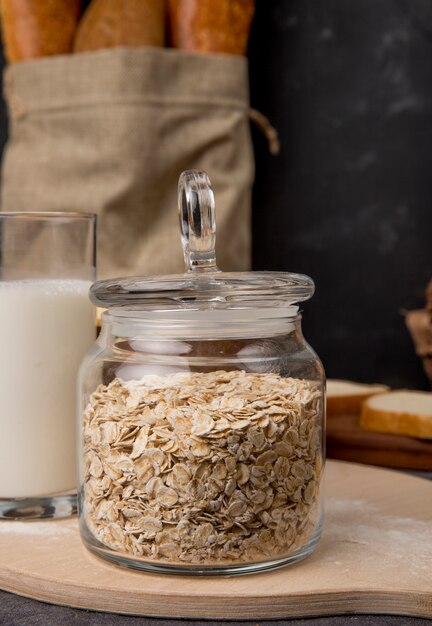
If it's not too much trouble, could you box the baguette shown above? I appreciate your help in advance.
[74,0,165,53]
[0,0,81,62]
[168,0,255,56]
[327,379,389,416]
[360,390,432,439]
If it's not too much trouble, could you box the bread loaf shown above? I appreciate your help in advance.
[0,0,81,62]
[360,390,432,439]
[169,0,255,56]
[327,379,389,416]
[74,0,165,52]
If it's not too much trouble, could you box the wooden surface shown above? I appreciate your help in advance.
[327,415,432,470]
[0,461,431,619]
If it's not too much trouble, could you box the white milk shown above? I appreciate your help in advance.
[0,280,95,498]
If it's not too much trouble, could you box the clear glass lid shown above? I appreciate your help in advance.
[90,171,314,312]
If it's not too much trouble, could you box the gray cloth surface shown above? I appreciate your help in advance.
[0,591,431,626]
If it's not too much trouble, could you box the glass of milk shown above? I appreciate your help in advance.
[0,212,96,519]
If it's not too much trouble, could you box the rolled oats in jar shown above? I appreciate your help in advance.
[78,171,325,575]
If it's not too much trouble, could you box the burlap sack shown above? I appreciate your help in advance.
[1,47,253,279]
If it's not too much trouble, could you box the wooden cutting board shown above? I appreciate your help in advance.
[0,460,431,619]
[327,415,432,469]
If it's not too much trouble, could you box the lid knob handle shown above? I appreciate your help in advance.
[178,170,219,273]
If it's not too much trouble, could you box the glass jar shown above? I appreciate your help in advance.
[78,172,325,575]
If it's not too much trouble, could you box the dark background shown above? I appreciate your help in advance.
[248,0,432,389]
[0,0,431,389]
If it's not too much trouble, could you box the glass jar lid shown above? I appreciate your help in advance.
[90,171,314,312]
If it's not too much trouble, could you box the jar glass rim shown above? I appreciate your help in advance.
[101,306,302,340]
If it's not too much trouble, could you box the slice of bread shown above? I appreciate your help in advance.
[96,307,105,327]
[360,390,432,439]
[327,380,389,416]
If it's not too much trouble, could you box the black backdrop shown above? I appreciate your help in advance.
[0,0,431,389]
[248,0,432,389]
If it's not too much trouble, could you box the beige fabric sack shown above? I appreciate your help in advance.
[1,47,253,279]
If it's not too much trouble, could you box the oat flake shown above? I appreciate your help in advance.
[82,370,323,564]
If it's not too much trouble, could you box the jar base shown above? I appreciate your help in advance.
[0,494,77,520]
[80,518,322,576]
